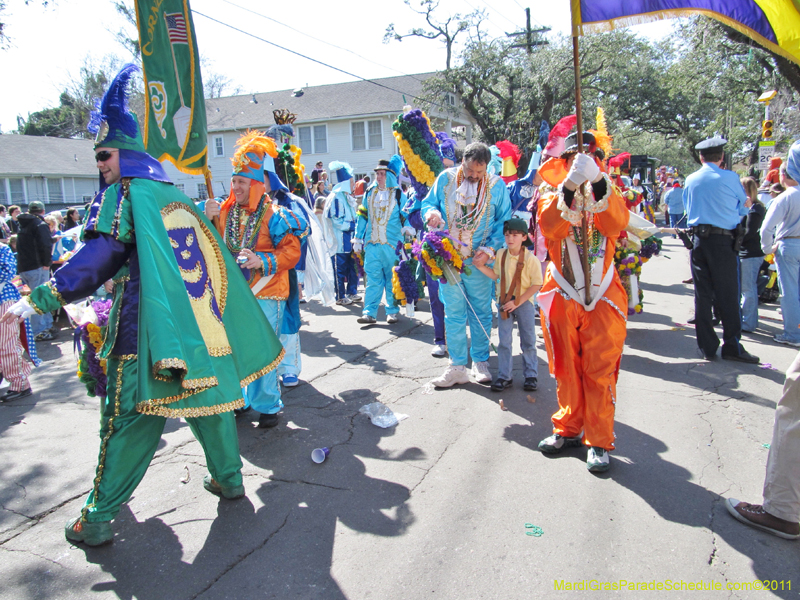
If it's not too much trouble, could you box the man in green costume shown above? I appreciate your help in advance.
[1,65,283,547]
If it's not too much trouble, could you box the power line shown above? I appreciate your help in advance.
[192,9,449,110]
[218,0,425,83]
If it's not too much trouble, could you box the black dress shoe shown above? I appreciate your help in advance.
[687,317,696,324]
[523,377,538,391]
[721,350,760,364]
[2,388,31,401]
[258,413,280,428]
[491,378,512,392]
[233,406,251,417]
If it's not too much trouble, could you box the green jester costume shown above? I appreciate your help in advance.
[12,65,283,546]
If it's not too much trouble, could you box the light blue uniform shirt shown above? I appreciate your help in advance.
[662,187,685,215]
[683,163,747,230]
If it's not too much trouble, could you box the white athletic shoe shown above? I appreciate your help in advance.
[587,447,611,473]
[471,360,492,384]
[431,344,447,357]
[431,365,470,388]
[387,313,399,324]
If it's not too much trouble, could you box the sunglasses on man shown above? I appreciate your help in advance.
[95,150,117,162]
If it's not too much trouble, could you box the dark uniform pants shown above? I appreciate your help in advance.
[691,233,742,356]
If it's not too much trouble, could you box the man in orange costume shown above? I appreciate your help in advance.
[205,131,306,429]
[535,135,629,473]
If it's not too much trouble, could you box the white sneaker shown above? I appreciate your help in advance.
[336,297,353,305]
[587,447,611,473]
[431,344,447,357]
[387,313,399,324]
[471,360,492,383]
[431,365,470,388]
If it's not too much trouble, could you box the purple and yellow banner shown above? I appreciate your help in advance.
[135,0,209,175]
[571,0,800,66]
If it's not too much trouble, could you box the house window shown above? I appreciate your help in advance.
[213,136,225,157]
[313,125,327,154]
[8,178,25,203]
[298,126,312,154]
[0,180,6,204]
[352,120,382,151]
[298,125,327,154]
[47,178,64,203]
[197,183,208,200]
[445,92,456,107]
[175,183,185,193]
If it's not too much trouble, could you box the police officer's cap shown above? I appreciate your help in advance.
[695,136,727,155]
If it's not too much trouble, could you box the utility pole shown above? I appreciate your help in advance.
[506,8,550,54]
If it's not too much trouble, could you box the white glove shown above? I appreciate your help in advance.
[567,153,600,186]
[401,225,417,238]
[7,298,35,320]
[352,239,363,253]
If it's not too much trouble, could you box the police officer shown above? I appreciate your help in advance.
[684,137,759,363]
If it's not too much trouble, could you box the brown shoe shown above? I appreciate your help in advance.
[725,498,800,540]
[682,278,694,284]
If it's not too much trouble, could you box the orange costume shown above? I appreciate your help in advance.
[217,194,301,301]
[536,157,629,451]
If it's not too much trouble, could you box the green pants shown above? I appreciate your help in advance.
[82,355,243,523]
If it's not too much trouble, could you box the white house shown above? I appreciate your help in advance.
[162,72,476,199]
[0,135,98,209]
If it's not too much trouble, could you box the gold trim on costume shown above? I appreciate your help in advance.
[152,357,188,381]
[25,297,44,316]
[136,397,245,418]
[44,281,68,307]
[182,376,218,390]
[81,354,132,521]
[240,347,285,387]
[208,346,232,357]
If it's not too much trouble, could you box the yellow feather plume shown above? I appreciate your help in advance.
[231,129,278,174]
[591,107,613,158]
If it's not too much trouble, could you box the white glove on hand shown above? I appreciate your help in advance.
[425,210,444,229]
[7,298,35,320]
[401,225,417,238]
[352,239,363,253]
[567,153,600,186]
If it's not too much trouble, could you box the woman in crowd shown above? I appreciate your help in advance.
[64,208,81,230]
[313,181,328,216]
[739,176,766,333]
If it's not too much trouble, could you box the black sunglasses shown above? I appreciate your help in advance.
[95,150,116,162]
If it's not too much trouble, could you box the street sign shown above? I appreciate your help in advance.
[758,140,776,171]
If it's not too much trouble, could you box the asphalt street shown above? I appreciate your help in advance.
[1,235,798,600]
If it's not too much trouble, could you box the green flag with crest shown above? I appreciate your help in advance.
[135,0,208,175]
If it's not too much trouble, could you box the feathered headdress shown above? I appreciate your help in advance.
[266,124,295,141]
[231,130,278,183]
[543,115,576,158]
[88,63,143,151]
[496,140,521,182]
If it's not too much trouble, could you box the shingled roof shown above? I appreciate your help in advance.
[0,135,96,177]
[205,72,441,132]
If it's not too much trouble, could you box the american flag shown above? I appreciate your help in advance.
[164,12,188,44]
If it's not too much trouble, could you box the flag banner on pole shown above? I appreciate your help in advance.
[570,0,800,66]
[135,0,208,174]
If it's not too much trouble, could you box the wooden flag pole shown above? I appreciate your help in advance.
[572,33,592,305]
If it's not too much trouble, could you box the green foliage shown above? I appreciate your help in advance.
[406,5,800,172]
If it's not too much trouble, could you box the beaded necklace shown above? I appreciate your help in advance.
[567,213,604,267]
[224,194,269,253]
[446,169,491,255]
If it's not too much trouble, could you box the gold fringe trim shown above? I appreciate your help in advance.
[25,297,45,316]
[208,346,232,357]
[240,347,285,387]
[44,281,68,307]
[183,375,218,390]
[136,397,245,418]
[152,357,188,381]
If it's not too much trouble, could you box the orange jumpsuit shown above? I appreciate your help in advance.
[537,158,629,451]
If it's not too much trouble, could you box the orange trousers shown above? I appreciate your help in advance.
[541,282,627,450]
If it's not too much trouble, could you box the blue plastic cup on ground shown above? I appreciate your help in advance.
[311,447,330,464]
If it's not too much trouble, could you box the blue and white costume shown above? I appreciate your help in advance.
[354,155,410,320]
[324,162,359,301]
[422,167,512,367]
